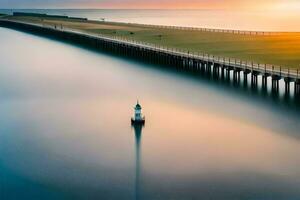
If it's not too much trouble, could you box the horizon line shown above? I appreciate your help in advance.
[0,8,230,11]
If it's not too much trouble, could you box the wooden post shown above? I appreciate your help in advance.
[280,66,281,76]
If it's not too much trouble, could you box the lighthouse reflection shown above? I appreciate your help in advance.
[133,123,144,200]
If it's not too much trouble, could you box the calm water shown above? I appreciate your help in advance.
[1,27,300,200]
[1,9,300,31]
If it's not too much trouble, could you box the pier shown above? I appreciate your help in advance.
[1,19,299,97]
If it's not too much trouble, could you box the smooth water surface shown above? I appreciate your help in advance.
[1,9,300,31]
[1,27,300,200]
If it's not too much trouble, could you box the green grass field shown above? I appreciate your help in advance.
[3,15,300,69]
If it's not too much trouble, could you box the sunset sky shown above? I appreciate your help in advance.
[1,0,300,11]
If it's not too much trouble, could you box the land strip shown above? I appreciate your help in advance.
[1,13,300,70]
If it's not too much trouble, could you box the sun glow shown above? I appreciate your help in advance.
[269,1,300,12]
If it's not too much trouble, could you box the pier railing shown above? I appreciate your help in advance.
[2,19,299,80]
[99,21,288,36]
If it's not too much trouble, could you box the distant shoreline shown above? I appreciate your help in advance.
[0,9,300,32]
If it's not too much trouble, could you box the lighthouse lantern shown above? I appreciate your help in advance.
[131,101,145,125]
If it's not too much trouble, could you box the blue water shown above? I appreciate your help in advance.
[1,9,300,31]
[1,26,300,200]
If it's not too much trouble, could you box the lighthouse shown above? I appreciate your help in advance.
[131,101,145,125]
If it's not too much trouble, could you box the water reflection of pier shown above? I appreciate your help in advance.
[133,123,143,200]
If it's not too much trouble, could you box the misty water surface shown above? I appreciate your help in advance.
[1,27,300,200]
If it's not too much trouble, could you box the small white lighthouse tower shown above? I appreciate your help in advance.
[131,101,145,125]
